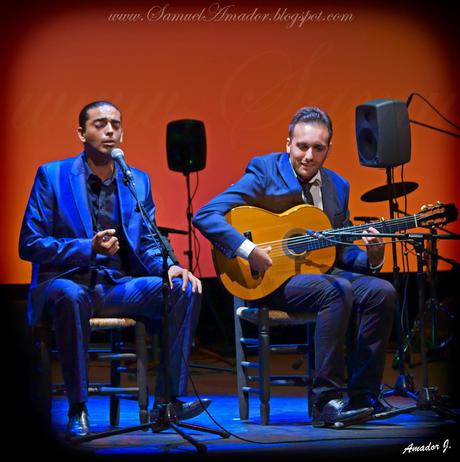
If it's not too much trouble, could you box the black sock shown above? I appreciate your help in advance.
[68,402,86,415]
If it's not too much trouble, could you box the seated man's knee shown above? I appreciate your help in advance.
[375,278,397,309]
[46,279,90,317]
[169,278,197,307]
[170,278,194,297]
[325,276,353,306]
[47,280,87,305]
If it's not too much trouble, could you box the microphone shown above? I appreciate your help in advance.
[111,148,134,184]
[306,229,323,239]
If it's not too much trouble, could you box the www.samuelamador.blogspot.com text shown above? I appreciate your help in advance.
[107,3,354,29]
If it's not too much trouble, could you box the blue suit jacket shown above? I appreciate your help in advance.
[193,152,370,273]
[19,152,171,326]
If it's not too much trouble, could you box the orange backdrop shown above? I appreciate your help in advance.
[2,0,459,283]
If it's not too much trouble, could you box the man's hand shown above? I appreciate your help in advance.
[362,226,385,267]
[168,265,202,294]
[248,246,272,272]
[92,229,119,256]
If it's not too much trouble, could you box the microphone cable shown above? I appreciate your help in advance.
[169,289,410,447]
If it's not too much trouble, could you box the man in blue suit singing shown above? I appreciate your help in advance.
[19,101,210,438]
[193,107,397,428]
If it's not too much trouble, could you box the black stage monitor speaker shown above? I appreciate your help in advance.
[166,119,206,173]
[356,99,411,168]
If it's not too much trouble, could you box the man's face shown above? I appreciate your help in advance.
[286,122,330,182]
[77,105,123,156]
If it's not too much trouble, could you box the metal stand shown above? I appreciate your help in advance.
[73,175,230,452]
[184,172,194,271]
[182,172,235,373]
[410,234,459,422]
[391,231,459,373]
[382,167,417,399]
[426,228,456,352]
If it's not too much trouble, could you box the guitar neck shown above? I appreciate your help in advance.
[307,214,419,251]
[344,214,419,236]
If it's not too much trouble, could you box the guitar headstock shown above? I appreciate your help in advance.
[418,202,458,227]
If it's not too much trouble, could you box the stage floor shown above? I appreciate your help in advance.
[43,352,458,461]
[48,395,458,461]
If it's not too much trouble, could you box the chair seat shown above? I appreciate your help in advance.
[236,307,315,326]
[89,317,137,330]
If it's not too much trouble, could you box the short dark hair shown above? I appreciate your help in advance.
[288,107,333,143]
[78,100,121,129]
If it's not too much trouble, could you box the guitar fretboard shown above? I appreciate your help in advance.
[303,214,420,252]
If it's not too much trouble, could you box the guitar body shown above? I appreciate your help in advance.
[212,204,335,300]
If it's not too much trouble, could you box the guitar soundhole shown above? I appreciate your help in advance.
[285,233,307,256]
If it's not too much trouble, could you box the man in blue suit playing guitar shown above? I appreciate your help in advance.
[193,107,397,428]
[19,101,210,438]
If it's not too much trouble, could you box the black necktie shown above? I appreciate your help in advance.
[301,182,314,205]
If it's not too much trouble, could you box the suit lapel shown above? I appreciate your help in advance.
[278,152,302,194]
[69,154,93,238]
[320,168,336,224]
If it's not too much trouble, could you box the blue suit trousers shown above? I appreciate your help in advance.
[45,272,199,405]
[253,269,396,403]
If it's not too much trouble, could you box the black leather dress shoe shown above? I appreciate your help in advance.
[66,406,90,438]
[347,393,408,420]
[312,398,373,428]
[150,398,212,422]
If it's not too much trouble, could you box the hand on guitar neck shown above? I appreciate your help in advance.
[248,246,273,272]
[361,226,385,267]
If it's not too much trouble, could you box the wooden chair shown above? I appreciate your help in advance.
[234,297,316,425]
[35,317,150,426]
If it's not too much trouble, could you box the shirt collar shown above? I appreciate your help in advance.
[83,154,116,185]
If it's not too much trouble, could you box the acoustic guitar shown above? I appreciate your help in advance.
[211,202,457,300]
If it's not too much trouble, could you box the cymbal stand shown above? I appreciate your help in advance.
[426,227,456,352]
[410,233,459,421]
[395,229,459,368]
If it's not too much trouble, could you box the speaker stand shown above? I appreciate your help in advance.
[184,172,194,271]
[182,172,235,374]
[383,167,417,400]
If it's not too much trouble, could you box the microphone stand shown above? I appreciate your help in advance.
[73,173,229,453]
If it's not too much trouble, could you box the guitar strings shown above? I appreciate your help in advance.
[252,214,422,258]
[255,214,421,248]
[266,238,411,258]
[265,237,413,259]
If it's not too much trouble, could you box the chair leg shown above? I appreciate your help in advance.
[109,329,121,426]
[258,306,270,425]
[135,321,149,424]
[32,325,52,427]
[234,306,249,420]
[307,322,316,417]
